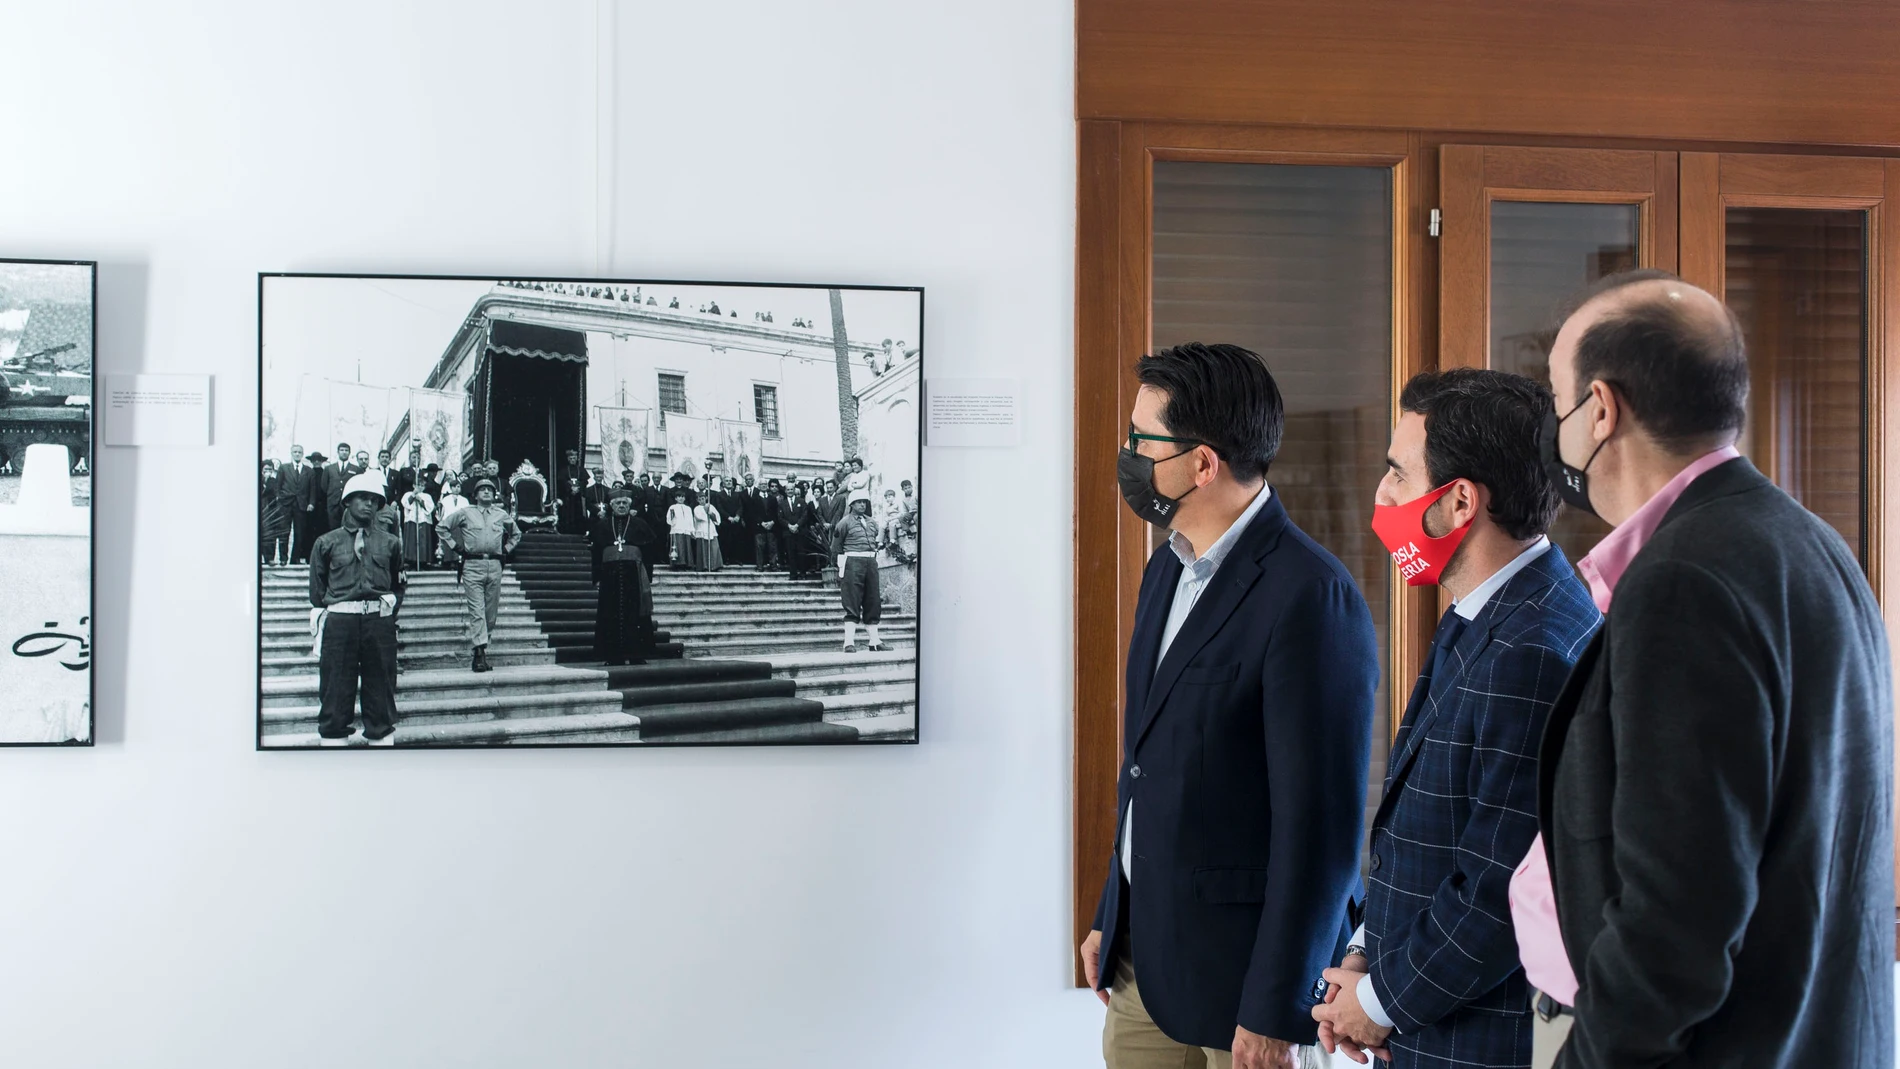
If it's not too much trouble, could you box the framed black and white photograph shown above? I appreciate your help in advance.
[258,273,921,748]
[0,258,94,745]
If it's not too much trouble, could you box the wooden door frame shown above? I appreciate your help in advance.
[1438,145,1680,374]
[1679,153,1896,617]
[1072,121,1428,983]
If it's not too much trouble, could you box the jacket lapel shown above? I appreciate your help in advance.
[1381,546,1573,807]
[1125,551,1177,717]
[1382,613,1494,794]
[1129,495,1287,755]
[1372,669,1437,828]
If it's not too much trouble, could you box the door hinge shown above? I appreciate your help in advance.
[1429,208,1442,237]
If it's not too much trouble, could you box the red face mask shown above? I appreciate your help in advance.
[1370,481,1472,587]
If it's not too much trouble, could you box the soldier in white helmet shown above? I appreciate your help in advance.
[440,476,521,672]
[306,470,406,746]
[830,488,889,653]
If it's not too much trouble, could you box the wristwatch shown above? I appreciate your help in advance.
[1346,943,1367,959]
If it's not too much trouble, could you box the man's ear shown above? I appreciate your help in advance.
[1194,444,1222,488]
[1588,379,1621,443]
[1450,478,1485,528]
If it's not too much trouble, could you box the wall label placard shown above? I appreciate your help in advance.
[104,373,211,447]
[926,377,1021,448]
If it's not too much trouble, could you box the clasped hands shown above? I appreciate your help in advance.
[1310,953,1393,1064]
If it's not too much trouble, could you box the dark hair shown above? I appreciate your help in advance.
[1566,269,1749,452]
[1135,342,1283,482]
[1400,368,1560,541]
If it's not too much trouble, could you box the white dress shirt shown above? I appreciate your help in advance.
[1120,483,1273,883]
[1354,536,1553,1029]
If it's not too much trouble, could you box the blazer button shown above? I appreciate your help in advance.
[1370,852,1382,872]
[1130,765,1142,778]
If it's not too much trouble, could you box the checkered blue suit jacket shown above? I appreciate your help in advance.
[1363,544,1599,1069]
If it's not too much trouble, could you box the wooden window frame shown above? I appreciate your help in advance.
[752,382,782,439]
[1072,121,1431,982]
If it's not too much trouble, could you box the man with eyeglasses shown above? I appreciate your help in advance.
[1083,342,1379,1069]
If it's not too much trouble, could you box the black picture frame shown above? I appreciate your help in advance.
[0,257,96,747]
[256,272,923,750]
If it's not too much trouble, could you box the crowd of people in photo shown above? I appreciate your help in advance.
[576,456,921,578]
[263,443,920,578]
[271,438,921,744]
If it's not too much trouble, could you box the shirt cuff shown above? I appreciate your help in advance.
[1349,924,1366,950]
[1358,973,1395,1031]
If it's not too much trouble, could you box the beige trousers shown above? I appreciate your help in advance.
[463,558,502,647]
[1530,992,1573,1069]
[1104,956,1233,1069]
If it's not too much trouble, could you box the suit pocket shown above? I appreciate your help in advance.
[1193,866,1269,904]
[1178,662,1240,686]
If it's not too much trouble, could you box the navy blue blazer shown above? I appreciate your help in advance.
[1092,493,1379,1048]
[1363,545,1599,1069]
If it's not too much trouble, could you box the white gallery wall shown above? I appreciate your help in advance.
[0,2,1087,1066]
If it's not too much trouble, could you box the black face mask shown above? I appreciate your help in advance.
[1117,444,1200,528]
[1539,398,1608,517]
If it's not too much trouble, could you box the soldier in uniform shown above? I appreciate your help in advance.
[307,471,406,746]
[441,477,522,673]
[831,489,889,653]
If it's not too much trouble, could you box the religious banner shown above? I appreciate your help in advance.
[664,414,713,482]
[718,418,762,482]
[408,387,465,473]
[597,405,650,483]
[261,406,290,465]
[290,374,392,459]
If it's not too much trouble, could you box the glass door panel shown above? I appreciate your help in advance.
[1488,200,1637,563]
[1724,207,1869,565]
[1489,202,1639,381]
[1151,160,1394,847]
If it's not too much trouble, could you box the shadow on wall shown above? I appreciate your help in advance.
[92,260,148,745]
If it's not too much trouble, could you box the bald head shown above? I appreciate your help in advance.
[1550,269,1749,454]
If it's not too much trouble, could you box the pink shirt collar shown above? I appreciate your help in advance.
[1576,446,1741,613]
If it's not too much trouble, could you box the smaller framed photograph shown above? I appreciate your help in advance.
[0,258,95,745]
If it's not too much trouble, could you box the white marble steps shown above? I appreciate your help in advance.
[643,571,919,740]
[651,570,913,661]
[766,651,917,738]
[649,599,902,618]
[679,631,917,659]
[261,603,539,625]
[260,567,551,675]
[264,710,642,748]
[264,710,863,747]
[260,662,616,709]
[258,663,627,746]
[664,617,916,642]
